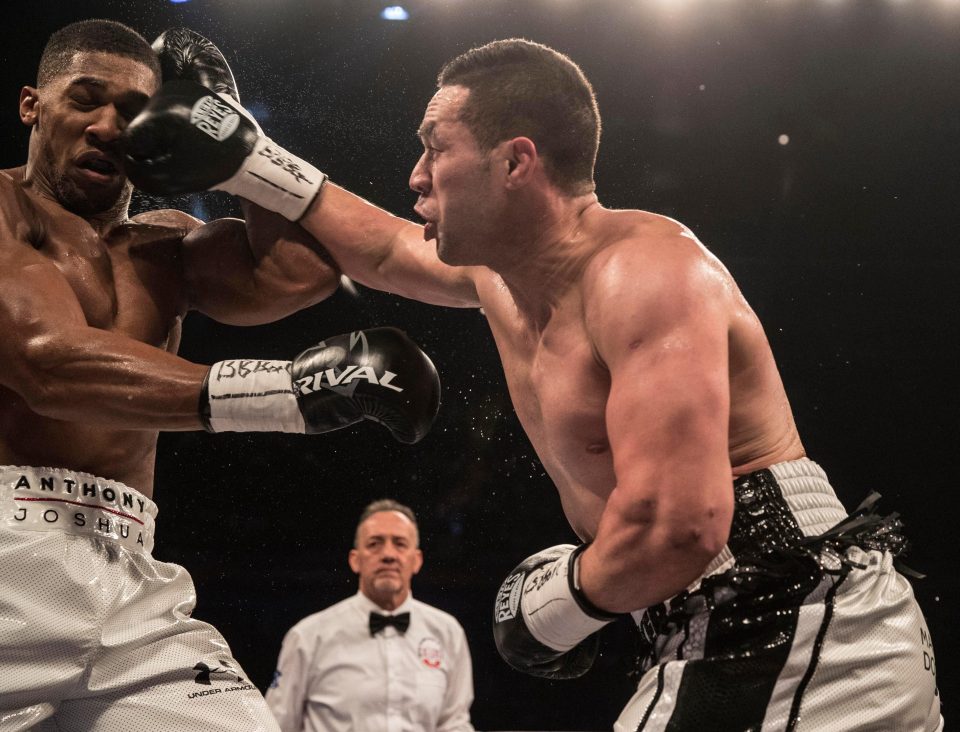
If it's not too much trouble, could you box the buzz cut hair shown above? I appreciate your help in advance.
[437,38,601,197]
[37,19,161,88]
[355,499,420,548]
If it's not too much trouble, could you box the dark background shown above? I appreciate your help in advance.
[2,0,957,728]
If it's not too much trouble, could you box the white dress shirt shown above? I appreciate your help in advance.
[266,592,474,732]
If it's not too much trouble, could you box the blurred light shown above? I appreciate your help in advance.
[189,196,209,221]
[778,134,790,146]
[341,275,360,298]
[168,0,191,4]
[381,6,410,20]
[245,102,270,123]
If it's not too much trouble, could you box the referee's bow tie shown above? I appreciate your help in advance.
[369,611,410,636]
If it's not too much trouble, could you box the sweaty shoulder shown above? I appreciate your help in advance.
[583,209,733,308]
[130,207,203,236]
[582,210,737,366]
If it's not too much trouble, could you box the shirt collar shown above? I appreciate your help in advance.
[354,590,414,616]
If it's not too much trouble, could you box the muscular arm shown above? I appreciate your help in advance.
[577,233,734,612]
[182,200,340,325]
[299,183,480,308]
[0,238,207,431]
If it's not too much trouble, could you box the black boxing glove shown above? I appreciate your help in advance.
[493,544,621,679]
[122,31,325,221]
[152,27,241,101]
[199,327,440,444]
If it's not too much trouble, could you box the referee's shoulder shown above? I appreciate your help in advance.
[412,598,467,632]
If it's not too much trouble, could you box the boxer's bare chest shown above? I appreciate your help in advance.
[480,279,616,538]
[28,199,185,350]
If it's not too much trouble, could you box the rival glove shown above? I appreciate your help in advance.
[199,326,440,444]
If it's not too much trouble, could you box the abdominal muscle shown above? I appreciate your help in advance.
[0,393,159,497]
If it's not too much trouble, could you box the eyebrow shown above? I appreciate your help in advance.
[66,76,151,105]
[417,121,435,140]
[67,76,107,90]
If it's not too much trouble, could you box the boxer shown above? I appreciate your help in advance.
[123,36,942,730]
[0,20,438,731]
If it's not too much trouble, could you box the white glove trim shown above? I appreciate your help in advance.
[216,135,326,221]
[520,544,614,652]
[204,91,327,221]
[204,359,306,433]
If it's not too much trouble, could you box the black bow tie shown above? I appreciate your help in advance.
[369,611,410,636]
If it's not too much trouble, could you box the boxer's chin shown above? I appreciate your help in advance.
[57,173,130,217]
[436,234,471,267]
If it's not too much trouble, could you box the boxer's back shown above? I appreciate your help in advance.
[477,206,804,540]
[0,168,192,494]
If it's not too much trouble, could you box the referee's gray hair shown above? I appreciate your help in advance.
[354,499,420,548]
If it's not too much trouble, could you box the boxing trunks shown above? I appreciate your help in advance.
[0,466,280,732]
[615,458,943,732]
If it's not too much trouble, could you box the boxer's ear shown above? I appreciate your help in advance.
[20,87,39,126]
[503,136,537,189]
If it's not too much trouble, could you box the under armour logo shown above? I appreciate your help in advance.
[193,659,244,685]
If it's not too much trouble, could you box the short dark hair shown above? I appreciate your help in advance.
[355,499,419,547]
[37,19,160,88]
[438,38,600,196]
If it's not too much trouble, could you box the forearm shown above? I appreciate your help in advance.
[578,483,729,613]
[299,183,420,295]
[12,326,207,431]
[301,184,478,307]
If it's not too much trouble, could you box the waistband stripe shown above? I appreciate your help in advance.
[13,496,145,525]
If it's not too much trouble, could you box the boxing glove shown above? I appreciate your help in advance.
[122,37,325,220]
[493,544,620,679]
[199,327,440,444]
[152,27,241,101]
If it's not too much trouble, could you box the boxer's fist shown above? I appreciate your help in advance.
[122,79,258,196]
[121,30,325,220]
[493,544,618,679]
[292,327,440,444]
[200,327,441,444]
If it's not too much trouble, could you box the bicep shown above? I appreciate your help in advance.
[183,208,339,325]
[592,259,733,534]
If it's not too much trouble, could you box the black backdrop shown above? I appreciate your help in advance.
[2,1,957,728]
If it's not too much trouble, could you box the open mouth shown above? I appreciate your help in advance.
[414,204,437,241]
[76,152,120,182]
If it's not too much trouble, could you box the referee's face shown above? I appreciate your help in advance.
[350,511,424,610]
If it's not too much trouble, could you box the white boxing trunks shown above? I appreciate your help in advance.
[614,458,943,732]
[0,466,280,732]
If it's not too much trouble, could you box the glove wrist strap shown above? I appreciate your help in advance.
[521,545,615,653]
[568,543,622,622]
[203,359,306,433]
[216,135,327,221]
